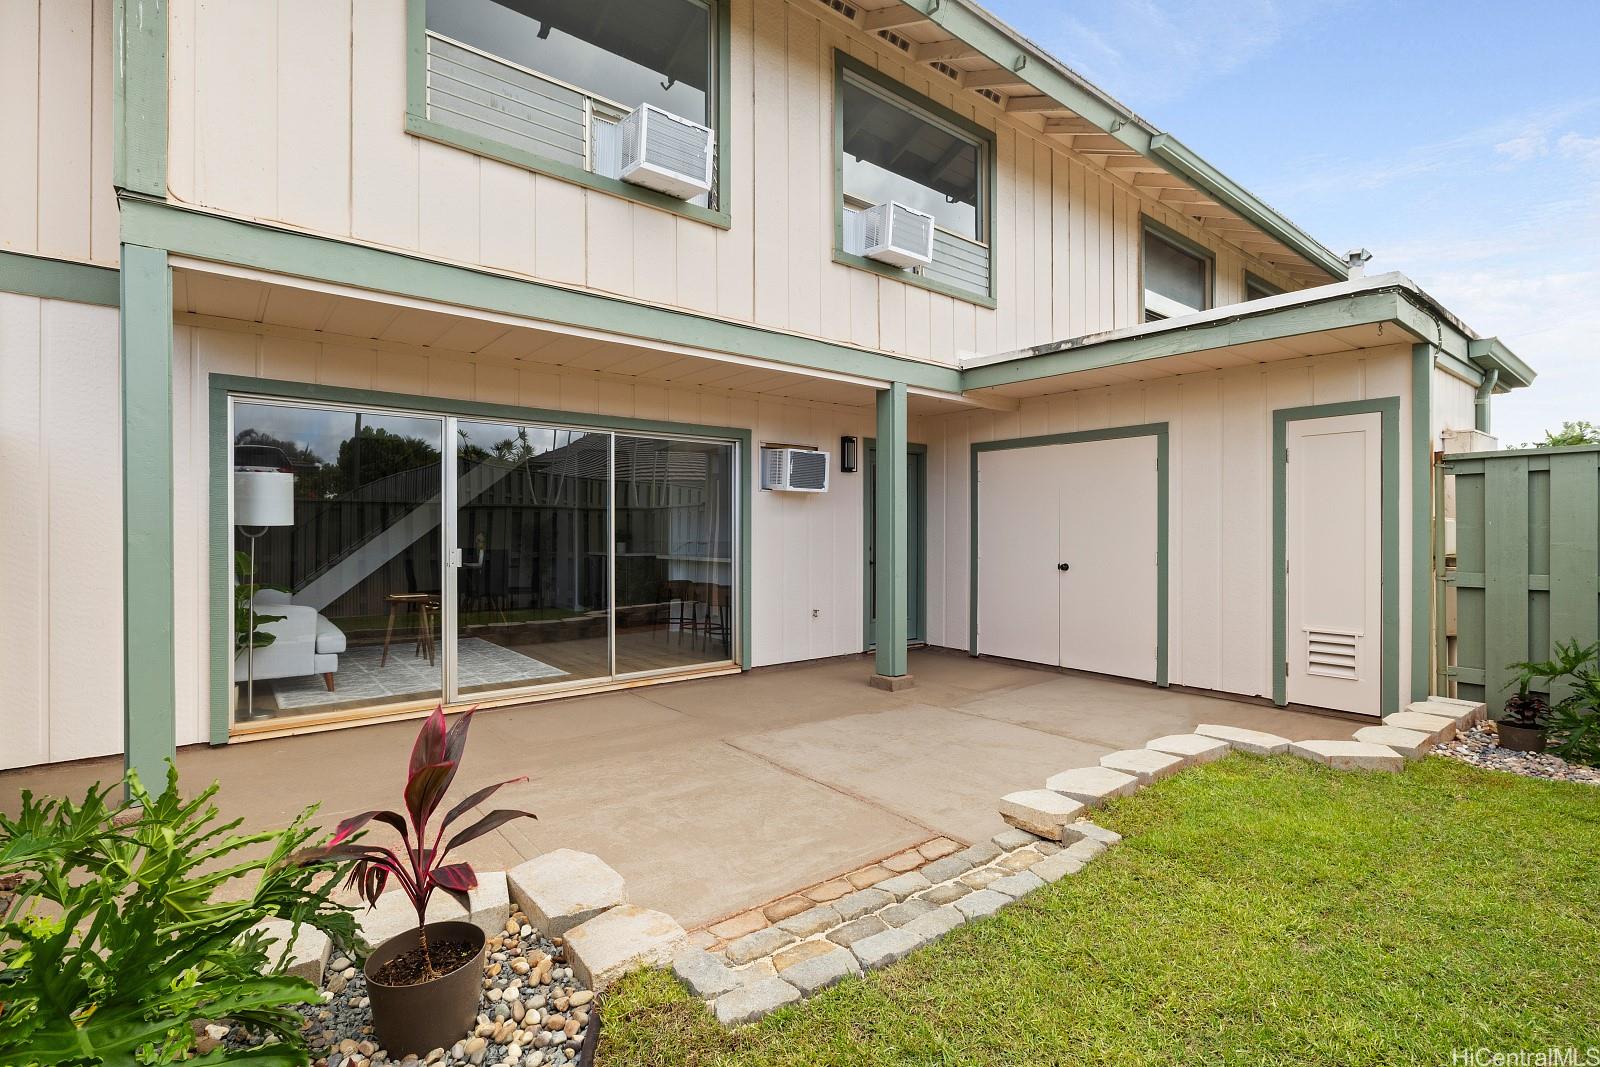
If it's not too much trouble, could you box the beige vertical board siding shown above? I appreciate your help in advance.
[162,0,1325,361]
[277,0,351,235]
[0,0,42,255]
[0,0,114,265]
[921,346,1415,702]
[1432,368,1478,438]
[0,295,122,770]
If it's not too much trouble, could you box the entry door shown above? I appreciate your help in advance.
[1285,412,1382,714]
[864,445,926,645]
[976,437,1158,681]
[1058,437,1158,681]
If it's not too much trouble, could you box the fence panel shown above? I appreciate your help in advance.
[1445,445,1600,714]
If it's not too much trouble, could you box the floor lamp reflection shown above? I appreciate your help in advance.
[235,470,295,721]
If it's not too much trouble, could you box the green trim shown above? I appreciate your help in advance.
[831,51,997,306]
[122,244,177,784]
[1141,214,1217,314]
[873,384,910,677]
[1272,397,1401,715]
[901,0,1344,281]
[1411,343,1434,702]
[862,440,927,648]
[969,423,1170,687]
[1433,457,1449,696]
[1148,135,1346,280]
[963,288,1442,391]
[207,373,755,740]
[112,0,168,196]
[0,250,119,306]
[404,0,733,229]
[1243,270,1283,301]
[1467,337,1536,390]
[1436,349,1485,388]
[120,197,963,392]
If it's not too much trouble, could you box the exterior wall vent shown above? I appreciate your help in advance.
[813,0,859,20]
[1306,629,1360,680]
[617,103,715,200]
[877,30,913,52]
[861,202,936,268]
[761,447,831,493]
[929,61,961,81]
[975,87,1003,105]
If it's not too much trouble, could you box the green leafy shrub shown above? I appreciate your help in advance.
[0,765,355,1065]
[1539,640,1600,767]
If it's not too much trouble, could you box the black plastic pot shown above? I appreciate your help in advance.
[363,920,487,1057]
[1496,722,1547,752]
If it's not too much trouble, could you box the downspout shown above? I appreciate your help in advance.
[1474,369,1499,433]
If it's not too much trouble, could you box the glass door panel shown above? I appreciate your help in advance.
[232,400,443,724]
[613,435,736,674]
[453,420,611,695]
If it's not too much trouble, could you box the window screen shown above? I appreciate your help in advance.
[429,0,713,123]
[841,74,982,239]
[1143,228,1208,313]
[1245,274,1283,301]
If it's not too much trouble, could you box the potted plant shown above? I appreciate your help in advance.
[1501,658,1554,752]
[305,705,536,1057]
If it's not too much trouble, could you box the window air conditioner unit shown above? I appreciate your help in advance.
[761,447,830,493]
[861,201,935,268]
[617,103,715,200]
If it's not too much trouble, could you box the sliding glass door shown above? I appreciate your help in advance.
[229,395,737,730]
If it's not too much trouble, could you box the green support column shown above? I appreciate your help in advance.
[871,382,912,689]
[1411,342,1435,703]
[121,243,176,788]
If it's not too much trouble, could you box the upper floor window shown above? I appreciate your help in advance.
[1244,272,1284,302]
[1142,222,1212,321]
[418,0,724,217]
[834,55,994,305]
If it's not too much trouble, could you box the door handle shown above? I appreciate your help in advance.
[1057,562,1070,572]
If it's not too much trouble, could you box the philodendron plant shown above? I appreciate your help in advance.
[302,705,535,978]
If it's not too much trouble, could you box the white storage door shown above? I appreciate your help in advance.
[976,445,1062,664]
[1058,437,1159,682]
[1285,413,1382,715]
[977,436,1159,683]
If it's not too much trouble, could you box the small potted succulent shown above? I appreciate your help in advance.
[306,705,535,1056]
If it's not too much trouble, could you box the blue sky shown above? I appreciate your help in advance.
[985,0,1600,446]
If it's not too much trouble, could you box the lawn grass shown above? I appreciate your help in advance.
[598,755,1600,1066]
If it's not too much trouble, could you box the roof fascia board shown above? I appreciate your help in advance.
[960,289,1420,391]
[913,0,1346,282]
[119,196,964,393]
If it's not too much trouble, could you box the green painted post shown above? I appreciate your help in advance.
[1482,456,1530,717]
[121,244,176,789]
[113,0,168,197]
[1412,343,1435,701]
[873,383,910,684]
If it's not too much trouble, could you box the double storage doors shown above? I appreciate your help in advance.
[976,436,1159,682]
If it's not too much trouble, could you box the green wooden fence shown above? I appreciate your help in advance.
[1444,444,1600,715]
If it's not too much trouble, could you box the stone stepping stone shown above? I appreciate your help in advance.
[1288,739,1404,772]
[780,945,860,997]
[991,827,1042,850]
[508,850,625,937]
[1406,699,1482,728]
[255,917,330,984]
[1045,766,1140,806]
[672,948,739,999]
[724,925,796,965]
[1062,838,1106,863]
[566,904,687,991]
[952,888,1010,920]
[1383,710,1456,743]
[1061,822,1121,847]
[1194,723,1292,755]
[998,789,1086,840]
[1145,733,1231,765]
[1029,852,1085,883]
[988,870,1045,899]
[850,926,922,970]
[1099,748,1185,783]
[713,975,800,1026]
[1415,696,1486,725]
[360,871,511,946]
[1353,724,1433,759]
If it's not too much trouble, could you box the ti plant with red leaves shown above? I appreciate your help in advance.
[305,705,535,977]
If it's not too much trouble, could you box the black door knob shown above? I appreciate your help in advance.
[1057,562,1070,571]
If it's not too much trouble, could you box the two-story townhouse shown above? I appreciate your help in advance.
[0,0,1534,778]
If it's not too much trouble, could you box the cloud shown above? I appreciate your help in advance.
[1494,130,1547,161]
[1557,132,1600,166]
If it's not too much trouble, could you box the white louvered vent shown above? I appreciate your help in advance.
[1306,630,1360,679]
[861,202,935,268]
[760,447,830,493]
[618,103,715,200]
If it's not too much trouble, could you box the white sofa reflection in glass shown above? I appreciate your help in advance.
[233,589,347,694]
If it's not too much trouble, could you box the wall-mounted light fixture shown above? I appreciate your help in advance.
[840,436,858,473]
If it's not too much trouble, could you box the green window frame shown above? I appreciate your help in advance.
[404,0,733,229]
[1140,215,1215,322]
[1244,270,1284,302]
[831,51,997,308]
